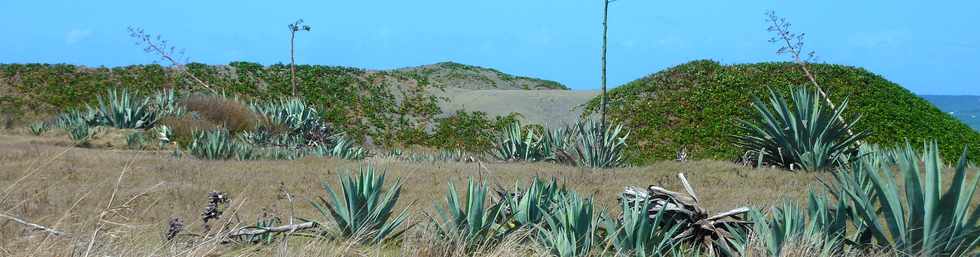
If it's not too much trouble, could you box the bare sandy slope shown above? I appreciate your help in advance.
[436,88,599,127]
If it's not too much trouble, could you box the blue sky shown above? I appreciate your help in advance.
[2,0,978,95]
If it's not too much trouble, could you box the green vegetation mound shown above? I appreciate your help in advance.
[0,62,442,146]
[587,60,980,163]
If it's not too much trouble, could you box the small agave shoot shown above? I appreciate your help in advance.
[828,142,979,256]
[28,121,49,136]
[536,192,601,257]
[96,88,161,129]
[312,167,411,244]
[431,178,511,252]
[68,123,97,147]
[735,87,868,171]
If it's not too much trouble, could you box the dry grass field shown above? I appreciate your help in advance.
[0,132,945,257]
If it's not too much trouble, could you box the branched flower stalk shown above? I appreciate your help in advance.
[765,11,857,139]
[128,26,215,92]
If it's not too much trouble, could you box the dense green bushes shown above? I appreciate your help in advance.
[0,62,441,146]
[587,60,980,163]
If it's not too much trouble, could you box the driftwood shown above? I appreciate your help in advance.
[227,221,316,237]
[0,212,67,236]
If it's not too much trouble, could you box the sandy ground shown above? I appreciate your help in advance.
[436,88,598,127]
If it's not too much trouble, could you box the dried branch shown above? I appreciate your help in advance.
[765,10,856,138]
[0,213,66,236]
[227,221,317,237]
[127,26,215,92]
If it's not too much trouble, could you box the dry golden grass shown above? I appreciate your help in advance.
[0,133,913,256]
[181,94,258,133]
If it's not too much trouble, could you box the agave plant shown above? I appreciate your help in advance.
[68,123,97,146]
[431,178,511,250]
[309,135,366,160]
[126,132,146,150]
[95,88,160,129]
[572,118,629,168]
[312,167,411,244]
[603,199,679,257]
[749,197,848,257]
[56,107,99,129]
[735,87,868,171]
[155,125,174,146]
[187,130,238,160]
[491,121,546,162]
[828,142,979,256]
[250,98,323,134]
[536,192,600,257]
[500,177,568,227]
[152,88,186,117]
[28,122,49,136]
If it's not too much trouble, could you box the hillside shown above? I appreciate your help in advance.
[394,62,568,90]
[586,60,980,163]
[922,95,980,131]
[0,62,566,146]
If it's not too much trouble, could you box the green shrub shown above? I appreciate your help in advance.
[735,87,868,171]
[586,60,980,163]
[428,110,506,152]
[0,63,443,146]
[312,167,411,244]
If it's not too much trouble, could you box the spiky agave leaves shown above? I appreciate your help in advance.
[67,123,97,146]
[603,197,679,257]
[96,88,160,129]
[431,178,511,251]
[492,121,546,162]
[573,118,629,168]
[312,167,411,244]
[28,121,49,136]
[735,87,868,171]
[536,192,600,257]
[186,129,256,160]
[502,177,568,228]
[749,197,848,257]
[829,142,980,256]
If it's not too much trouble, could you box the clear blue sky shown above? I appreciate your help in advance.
[2,0,978,95]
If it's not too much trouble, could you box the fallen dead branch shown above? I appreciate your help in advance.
[0,212,67,236]
[227,221,317,237]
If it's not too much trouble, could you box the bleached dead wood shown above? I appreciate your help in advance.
[0,212,67,236]
[227,221,316,237]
